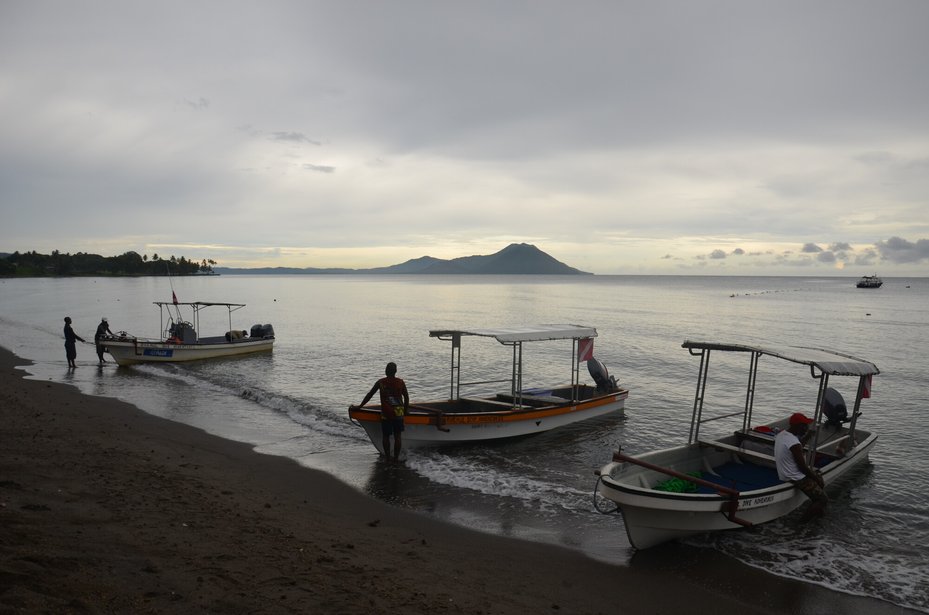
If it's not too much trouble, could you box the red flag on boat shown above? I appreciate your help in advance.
[862,374,872,398]
[172,291,178,305]
[578,338,594,363]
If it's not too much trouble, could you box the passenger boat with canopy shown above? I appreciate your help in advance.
[103,300,275,366]
[594,341,879,549]
[856,274,883,288]
[348,324,628,452]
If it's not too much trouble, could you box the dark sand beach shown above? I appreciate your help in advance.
[0,346,911,614]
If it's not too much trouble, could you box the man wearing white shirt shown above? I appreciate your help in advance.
[775,412,827,520]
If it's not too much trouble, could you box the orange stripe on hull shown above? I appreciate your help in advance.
[349,392,626,426]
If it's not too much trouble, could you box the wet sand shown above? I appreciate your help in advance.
[0,346,912,614]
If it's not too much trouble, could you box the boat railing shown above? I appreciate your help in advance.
[695,409,745,424]
[611,448,752,527]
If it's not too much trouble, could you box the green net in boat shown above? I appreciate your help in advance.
[653,472,702,493]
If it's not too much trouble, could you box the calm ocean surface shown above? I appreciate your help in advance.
[1,274,927,612]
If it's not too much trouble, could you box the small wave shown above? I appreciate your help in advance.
[690,519,929,613]
[406,450,592,515]
[238,386,360,442]
[132,363,360,443]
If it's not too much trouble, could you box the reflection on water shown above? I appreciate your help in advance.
[2,275,928,612]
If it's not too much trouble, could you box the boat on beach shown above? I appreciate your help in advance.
[103,301,275,366]
[856,274,883,288]
[594,341,879,550]
[348,324,628,452]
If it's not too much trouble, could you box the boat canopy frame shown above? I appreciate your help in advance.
[429,325,598,408]
[682,340,880,462]
[154,301,247,343]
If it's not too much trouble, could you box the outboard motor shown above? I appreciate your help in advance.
[587,358,618,392]
[250,323,275,339]
[823,387,848,428]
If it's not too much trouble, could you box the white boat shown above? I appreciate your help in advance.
[856,274,883,288]
[349,325,628,451]
[103,301,275,366]
[594,341,879,550]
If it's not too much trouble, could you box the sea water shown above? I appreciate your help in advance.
[1,274,927,612]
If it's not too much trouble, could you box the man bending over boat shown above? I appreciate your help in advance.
[94,317,114,365]
[775,412,827,521]
[360,362,409,462]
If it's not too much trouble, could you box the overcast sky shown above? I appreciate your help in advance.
[2,1,928,275]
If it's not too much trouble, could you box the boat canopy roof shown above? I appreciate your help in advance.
[682,341,880,377]
[430,324,597,344]
[154,301,246,308]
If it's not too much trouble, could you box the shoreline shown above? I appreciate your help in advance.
[0,345,913,614]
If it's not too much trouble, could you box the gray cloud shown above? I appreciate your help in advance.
[270,132,322,145]
[303,163,335,173]
[1,2,928,274]
[184,97,210,110]
[876,237,929,264]
[685,237,929,273]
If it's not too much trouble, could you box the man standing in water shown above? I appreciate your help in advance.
[775,412,827,520]
[94,317,114,365]
[63,316,85,369]
[360,362,409,462]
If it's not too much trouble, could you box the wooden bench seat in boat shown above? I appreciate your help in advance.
[698,439,776,465]
[737,428,777,445]
[458,397,518,412]
[704,435,842,471]
[739,426,850,452]
[418,398,515,414]
[739,426,850,458]
[495,393,568,407]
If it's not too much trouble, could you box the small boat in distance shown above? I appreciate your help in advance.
[856,274,883,288]
[348,324,628,452]
[104,301,274,366]
[594,341,879,550]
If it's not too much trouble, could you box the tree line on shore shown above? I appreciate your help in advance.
[0,250,216,277]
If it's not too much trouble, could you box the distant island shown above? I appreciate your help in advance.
[0,244,588,277]
[0,250,213,277]
[214,244,591,275]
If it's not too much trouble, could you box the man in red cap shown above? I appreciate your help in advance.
[775,412,827,520]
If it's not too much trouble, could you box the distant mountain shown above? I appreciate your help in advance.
[214,244,591,275]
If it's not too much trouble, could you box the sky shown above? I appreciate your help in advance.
[1,1,928,276]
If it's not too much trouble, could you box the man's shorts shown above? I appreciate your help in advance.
[795,475,827,503]
[381,417,404,436]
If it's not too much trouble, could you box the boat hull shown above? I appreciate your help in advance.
[597,432,876,549]
[104,338,274,366]
[350,391,626,451]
